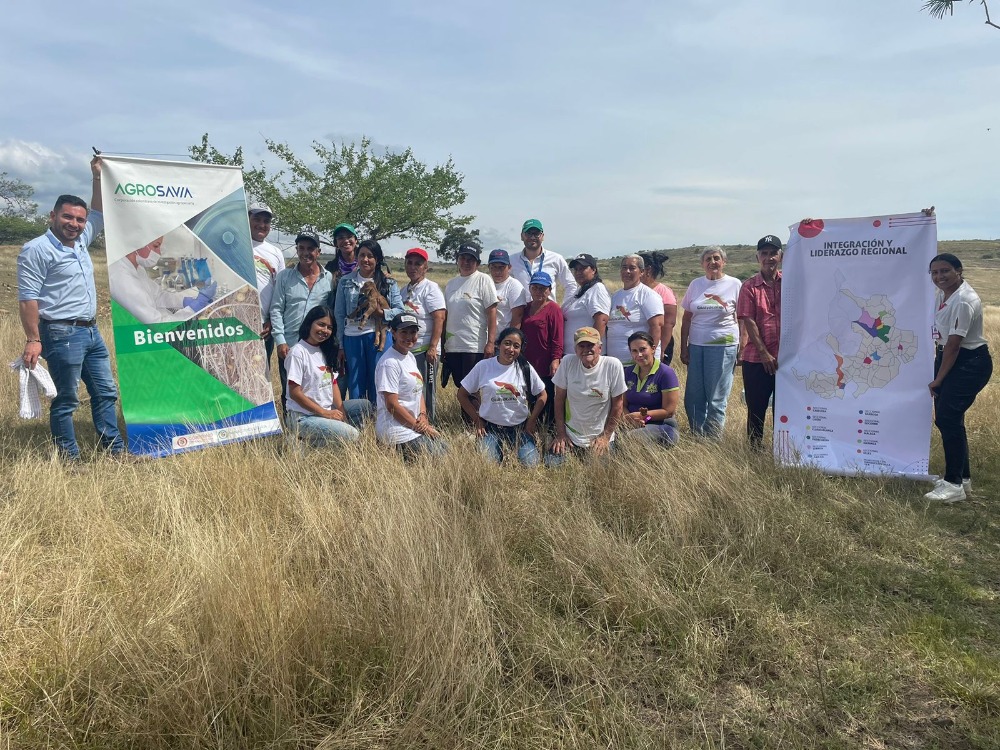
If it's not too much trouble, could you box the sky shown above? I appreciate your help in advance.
[2,0,998,258]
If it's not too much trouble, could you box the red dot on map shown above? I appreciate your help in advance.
[780,415,788,423]
[873,220,882,228]
[798,219,824,239]
[806,406,812,411]
[858,429,862,434]
[857,449,862,453]
[858,419,863,424]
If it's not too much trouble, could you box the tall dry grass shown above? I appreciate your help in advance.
[0,305,998,748]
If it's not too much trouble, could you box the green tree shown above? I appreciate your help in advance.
[437,226,482,262]
[0,173,46,245]
[190,134,474,247]
[922,0,1000,29]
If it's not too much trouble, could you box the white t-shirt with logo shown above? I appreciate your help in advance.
[375,346,425,445]
[403,278,446,354]
[681,275,742,346]
[552,354,627,448]
[607,284,664,362]
[460,356,546,427]
[253,239,286,319]
[284,340,336,415]
[933,281,987,349]
[561,282,612,356]
[444,272,499,353]
[494,276,529,332]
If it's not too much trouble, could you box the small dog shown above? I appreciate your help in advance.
[351,280,390,351]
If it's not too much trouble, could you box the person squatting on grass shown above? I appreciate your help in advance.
[285,305,374,447]
[546,326,627,467]
[737,235,783,449]
[618,331,681,446]
[375,312,449,461]
[457,327,548,466]
[16,156,128,461]
[924,253,993,504]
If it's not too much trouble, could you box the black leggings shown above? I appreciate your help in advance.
[934,345,992,484]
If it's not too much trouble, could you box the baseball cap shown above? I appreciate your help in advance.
[389,312,420,330]
[757,235,782,252]
[487,249,511,266]
[457,243,481,260]
[569,253,597,270]
[333,222,358,238]
[248,202,273,218]
[406,247,429,261]
[294,230,320,248]
[574,327,602,345]
[521,219,544,233]
[529,271,553,287]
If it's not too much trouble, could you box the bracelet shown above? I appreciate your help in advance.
[26,338,40,343]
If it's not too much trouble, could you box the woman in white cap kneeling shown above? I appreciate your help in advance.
[375,312,449,460]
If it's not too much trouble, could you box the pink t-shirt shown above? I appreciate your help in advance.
[653,282,676,306]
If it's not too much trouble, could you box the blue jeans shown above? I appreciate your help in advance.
[684,344,737,437]
[41,322,125,459]
[480,423,540,466]
[397,434,449,462]
[287,399,373,448]
[630,418,680,446]
[344,331,392,403]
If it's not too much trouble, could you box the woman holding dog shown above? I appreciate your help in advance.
[335,239,403,404]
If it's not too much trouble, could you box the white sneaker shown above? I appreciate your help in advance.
[963,479,972,495]
[924,480,966,503]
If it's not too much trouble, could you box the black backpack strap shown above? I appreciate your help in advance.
[519,356,537,412]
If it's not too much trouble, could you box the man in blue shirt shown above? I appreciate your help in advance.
[17,156,126,460]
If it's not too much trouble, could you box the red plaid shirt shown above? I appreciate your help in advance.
[737,271,781,361]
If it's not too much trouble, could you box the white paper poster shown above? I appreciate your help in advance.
[774,213,937,477]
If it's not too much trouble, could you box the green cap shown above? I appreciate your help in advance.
[333,222,357,238]
[521,218,543,233]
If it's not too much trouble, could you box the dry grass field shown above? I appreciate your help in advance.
[0,243,998,748]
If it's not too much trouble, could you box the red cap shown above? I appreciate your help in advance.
[405,247,428,261]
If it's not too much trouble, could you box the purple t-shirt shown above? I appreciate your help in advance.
[624,361,679,422]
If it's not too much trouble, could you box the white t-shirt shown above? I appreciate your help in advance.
[561,282,612,356]
[375,346,425,445]
[933,281,987,349]
[284,340,336,415]
[253,239,286,318]
[403,278,446,354]
[460,356,546,427]
[510,248,578,301]
[444,272,499,353]
[494,276,529,332]
[552,354,627,448]
[681,275,742,346]
[607,284,664,362]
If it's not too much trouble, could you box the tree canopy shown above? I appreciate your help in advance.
[190,135,474,247]
[0,173,46,245]
[438,226,482,262]
[922,0,1000,30]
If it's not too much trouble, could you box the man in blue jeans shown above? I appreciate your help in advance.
[17,156,127,461]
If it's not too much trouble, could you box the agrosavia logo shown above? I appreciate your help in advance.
[114,181,193,199]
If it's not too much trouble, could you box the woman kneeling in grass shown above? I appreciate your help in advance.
[285,305,373,447]
[458,327,548,466]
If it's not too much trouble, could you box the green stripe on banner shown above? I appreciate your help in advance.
[115,317,259,354]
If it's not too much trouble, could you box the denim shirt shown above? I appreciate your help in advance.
[334,271,404,339]
[17,210,103,320]
[269,265,334,347]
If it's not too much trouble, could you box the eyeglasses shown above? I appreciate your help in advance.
[523,229,542,237]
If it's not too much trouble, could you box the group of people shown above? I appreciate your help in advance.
[15,160,993,499]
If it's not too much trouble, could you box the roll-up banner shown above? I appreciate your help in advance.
[774,213,937,478]
[101,156,281,457]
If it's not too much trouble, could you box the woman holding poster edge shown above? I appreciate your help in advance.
[924,251,993,504]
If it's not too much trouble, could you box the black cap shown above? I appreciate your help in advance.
[389,312,420,330]
[295,231,321,248]
[569,253,598,270]
[757,235,782,252]
[457,243,481,261]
